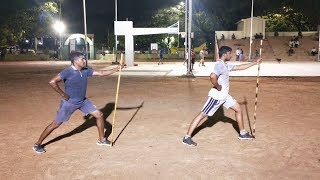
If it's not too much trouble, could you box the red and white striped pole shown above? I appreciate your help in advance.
[253,39,263,137]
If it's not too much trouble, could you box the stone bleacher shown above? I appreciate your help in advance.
[218,36,319,62]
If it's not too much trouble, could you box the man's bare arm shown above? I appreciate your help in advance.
[48,75,69,100]
[210,73,221,91]
[233,58,262,71]
[92,65,121,76]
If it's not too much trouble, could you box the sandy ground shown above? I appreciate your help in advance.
[0,62,319,179]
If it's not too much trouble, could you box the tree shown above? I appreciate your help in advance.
[0,1,58,46]
[134,3,185,50]
[192,11,222,51]
[265,6,311,32]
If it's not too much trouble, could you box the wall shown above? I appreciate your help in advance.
[215,31,244,40]
[241,18,266,38]
[1,54,50,61]
[265,31,318,37]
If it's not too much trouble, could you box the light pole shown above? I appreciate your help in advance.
[53,21,65,60]
[83,0,89,64]
[114,0,119,64]
[56,0,63,60]
[187,0,192,75]
[183,0,193,76]
[318,28,320,61]
[59,0,61,59]
[249,0,254,61]
[184,0,188,58]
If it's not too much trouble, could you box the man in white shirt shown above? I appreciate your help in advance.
[182,46,262,146]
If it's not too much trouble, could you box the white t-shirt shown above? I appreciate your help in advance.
[208,60,235,100]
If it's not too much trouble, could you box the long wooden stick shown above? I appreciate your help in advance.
[253,40,263,137]
[110,53,123,146]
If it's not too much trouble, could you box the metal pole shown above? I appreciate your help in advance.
[177,21,180,47]
[249,0,254,61]
[184,0,188,62]
[83,0,89,64]
[115,0,118,63]
[59,0,62,60]
[318,29,320,61]
[187,0,192,75]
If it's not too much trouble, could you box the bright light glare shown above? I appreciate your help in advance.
[53,21,66,33]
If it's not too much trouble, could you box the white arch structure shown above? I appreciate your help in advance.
[64,33,94,59]
[114,21,179,66]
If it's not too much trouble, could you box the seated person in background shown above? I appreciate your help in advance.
[288,47,294,56]
[254,33,259,39]
[311,47,318,56]
[259,33,263,39]
[289,40,295,48]
[254,49,260,58]
[294,40,299,48]
[221,34,225,40]
[231,33,236,40]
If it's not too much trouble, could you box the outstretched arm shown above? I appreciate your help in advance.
[49,75,69,100]
[233,58,262,71]
[92,65,122,76]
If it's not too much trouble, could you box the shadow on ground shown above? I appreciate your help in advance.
[43,101,143,147]
[191,98,252,137]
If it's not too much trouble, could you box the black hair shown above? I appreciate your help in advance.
[70,51,85,64]
[219,46,232,58]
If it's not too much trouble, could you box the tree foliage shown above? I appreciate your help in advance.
[265,7,311,32]
[0,1,58,46]
[133,3,184,50]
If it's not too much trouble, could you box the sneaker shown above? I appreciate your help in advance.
[238,132,254,140]
[32,144,46,154]
[182,136,197,146]
[97,138,112,146]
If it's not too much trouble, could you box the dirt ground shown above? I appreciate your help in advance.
[0,62,319,179]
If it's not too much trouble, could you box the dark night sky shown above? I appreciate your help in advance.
[0,0,318,42]
[61,0,181,37]
[0,0,181,40]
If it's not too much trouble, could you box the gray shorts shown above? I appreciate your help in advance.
[55,98,97,123]
[201,95,236,116]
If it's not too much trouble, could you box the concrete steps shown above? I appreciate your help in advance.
[218,36,319,62]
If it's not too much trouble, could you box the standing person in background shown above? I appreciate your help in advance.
[311,47,317,56]
[183,48,189,66]
[159,47,165,65]
[199,48,206,66]
[182,46,262,146]
[32,51,121,153]
[191,49,196,71]
[235,48,241,61]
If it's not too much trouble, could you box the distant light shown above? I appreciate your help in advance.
[53,21,66,34]
[25,40,29,43]
[38,41,43,45]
